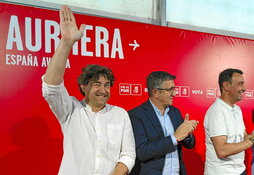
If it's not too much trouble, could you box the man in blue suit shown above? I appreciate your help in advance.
[128,71,199,175]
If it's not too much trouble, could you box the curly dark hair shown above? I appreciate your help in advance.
[77,64,115,96]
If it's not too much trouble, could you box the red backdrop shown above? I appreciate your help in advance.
[0,2,253,175]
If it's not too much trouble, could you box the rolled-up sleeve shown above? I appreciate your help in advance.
[42,75,73,124]
[118,112,136,172]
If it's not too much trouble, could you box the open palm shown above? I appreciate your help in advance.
[59,6,85,44]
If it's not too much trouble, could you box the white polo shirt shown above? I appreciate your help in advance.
[42,78,135,175]
[204,98,245,175]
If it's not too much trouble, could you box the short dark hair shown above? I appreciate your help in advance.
[218,68,243,92]
[77,64,115,96]
[146,71,176,97]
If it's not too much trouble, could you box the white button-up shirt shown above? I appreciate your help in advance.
[204,98,245,175]
[42,78,135,175]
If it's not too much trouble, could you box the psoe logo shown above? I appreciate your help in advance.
[131,84,142,96]
[119,83,142,96]
[175,86,190,97]
[206,88,220,98]
[245,90,253,99]
[119,84,131,95]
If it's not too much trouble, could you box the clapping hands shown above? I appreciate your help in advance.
[174,114,199,141]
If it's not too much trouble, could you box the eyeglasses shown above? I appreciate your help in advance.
[155,86,176,93]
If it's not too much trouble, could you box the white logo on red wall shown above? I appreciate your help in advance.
[206,88,220,98]
[119,84,131,95]
[175,86,190,97]
[175,86,180,96]
[206,88,216,98]
[131,84,142,95]
[245,90,254,99]
[119,83,142,96]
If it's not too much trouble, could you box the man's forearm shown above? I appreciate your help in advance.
[44,5,84,85]
[44,40,73,85]
[212,136,253,158]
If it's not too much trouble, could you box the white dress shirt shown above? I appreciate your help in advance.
[42,77,135,175]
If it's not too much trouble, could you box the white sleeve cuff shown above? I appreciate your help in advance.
[118,155,135,173]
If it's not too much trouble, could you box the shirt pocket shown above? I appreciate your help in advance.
[107,124,123,146]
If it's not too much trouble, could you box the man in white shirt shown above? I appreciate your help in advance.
[204,68,254,175]
[42,5,135,175]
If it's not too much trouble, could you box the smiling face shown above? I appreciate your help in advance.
[227,72,246,103]
[80,75,111,112]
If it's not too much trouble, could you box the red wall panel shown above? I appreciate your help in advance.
[0,2,253,175]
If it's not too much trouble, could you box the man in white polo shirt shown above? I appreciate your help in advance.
[204,68,254,175]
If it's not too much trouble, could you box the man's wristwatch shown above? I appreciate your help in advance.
[249,137,254,145]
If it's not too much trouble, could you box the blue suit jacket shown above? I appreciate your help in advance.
[128,100,195,175]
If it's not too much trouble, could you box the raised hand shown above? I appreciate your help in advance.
[59,5,85,45]
[44,5,85,85]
